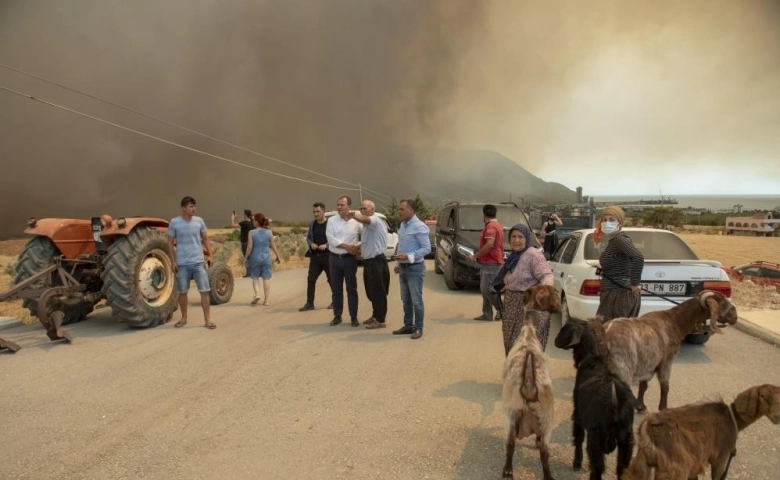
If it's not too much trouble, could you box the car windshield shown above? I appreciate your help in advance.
[583,231,699,261]
[458,206,529,231]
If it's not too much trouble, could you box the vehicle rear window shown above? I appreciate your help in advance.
[583,231,699,261]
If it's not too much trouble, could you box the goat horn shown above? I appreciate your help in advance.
[699,291,716,308]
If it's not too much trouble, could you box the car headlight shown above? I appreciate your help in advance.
[456,245,474,257]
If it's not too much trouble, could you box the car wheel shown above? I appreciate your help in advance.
[434,258,443,274]
[561,295,572,324]
[685,326,711,345]
[443,257,462,290]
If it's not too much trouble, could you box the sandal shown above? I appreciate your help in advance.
[205,322,216,329]
[251,296,260,305]
[174,320,187,328]
[262,300,269,306]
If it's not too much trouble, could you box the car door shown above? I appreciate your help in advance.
[436,207,455,267]
[548,236,571,294]
[553,233,583,299]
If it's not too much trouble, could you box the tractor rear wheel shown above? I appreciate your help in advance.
[208,262,234,305]
[14,236,94,325]
[101,227,178,328]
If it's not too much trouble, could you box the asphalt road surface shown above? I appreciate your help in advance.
[2,261,779,480]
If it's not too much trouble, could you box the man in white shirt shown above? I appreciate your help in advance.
[349,200,389,329]
[326,195,363,327]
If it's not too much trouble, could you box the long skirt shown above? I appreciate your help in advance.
[596,288,641,321]
[502,290,550,356]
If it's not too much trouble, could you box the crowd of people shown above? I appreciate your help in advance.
[170,195,644,350]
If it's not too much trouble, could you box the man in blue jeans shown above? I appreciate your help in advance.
[167,196,216,330]
[392,198,431,340]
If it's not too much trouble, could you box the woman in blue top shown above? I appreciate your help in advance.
[244,213,281,306]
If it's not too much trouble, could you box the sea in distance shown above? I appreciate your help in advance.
[590,194,780,212]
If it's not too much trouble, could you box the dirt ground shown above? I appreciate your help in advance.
[1,232,778,322]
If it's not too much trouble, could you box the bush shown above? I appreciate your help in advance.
[214,241,240,263]
[3,261,16,277]
[227,229,241,242]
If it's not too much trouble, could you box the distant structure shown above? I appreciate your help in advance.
[733,204,744,214]
[576,186,583,203]
[724,212,778,236]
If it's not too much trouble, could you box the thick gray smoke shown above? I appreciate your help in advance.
[1,0,779,239]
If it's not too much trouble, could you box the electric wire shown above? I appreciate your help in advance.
[0,62,395,199]
[0,83,362,191]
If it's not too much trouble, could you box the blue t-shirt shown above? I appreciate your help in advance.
[168,216,207,266]
[249,228,272,264]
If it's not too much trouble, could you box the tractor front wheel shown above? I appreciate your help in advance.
[101,228,178,328]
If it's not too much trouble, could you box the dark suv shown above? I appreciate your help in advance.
[434,202,540,290]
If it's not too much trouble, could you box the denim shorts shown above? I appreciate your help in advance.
[175,263,210,293]
[249,260,273,280]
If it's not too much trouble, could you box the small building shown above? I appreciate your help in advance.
[724,212,779,236]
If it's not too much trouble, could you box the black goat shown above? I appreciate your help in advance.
[555,318,636,480]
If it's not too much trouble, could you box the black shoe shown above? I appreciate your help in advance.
[393,326,415,335]
[411,329,423,340]
[329,316,342,326]
[327,302,333,309]
[473,315,491,321]
[299,303,315,312]
[351,317,359,327]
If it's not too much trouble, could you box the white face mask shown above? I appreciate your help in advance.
[602,220,620,235]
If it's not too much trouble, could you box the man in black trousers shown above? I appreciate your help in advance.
[299,202,333,311]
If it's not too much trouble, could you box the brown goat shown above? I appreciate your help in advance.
[603,290,737,412]
[623,384,780,480]
[501,285,561,480]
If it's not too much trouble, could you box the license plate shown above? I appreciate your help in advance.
[640,282,687,295]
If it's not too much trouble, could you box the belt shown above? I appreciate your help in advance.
[329,252,354,258]
[399,262,424,268]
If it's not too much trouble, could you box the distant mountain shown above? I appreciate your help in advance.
[350,148,577,209]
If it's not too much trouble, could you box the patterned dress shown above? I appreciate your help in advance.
[499,248,554,355]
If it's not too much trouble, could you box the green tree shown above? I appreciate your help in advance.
[412,194,436,221]
[382,197,400,229]
[643,207,686,229]
[381,195,436,230]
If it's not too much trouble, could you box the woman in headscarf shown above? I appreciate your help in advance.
[593,205,644,321]
[493,223,554,355]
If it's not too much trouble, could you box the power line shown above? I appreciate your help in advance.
[0,83,361,191]
[0,62,394,198]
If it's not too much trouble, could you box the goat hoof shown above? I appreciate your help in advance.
[636,405,647,414]
[572,463,582,471]
[501,468,514,479]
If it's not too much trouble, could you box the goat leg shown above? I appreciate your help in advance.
[502,421,517,479]
[572,416,585,470]
[616,431,634,479]
[539,438,555,480]
[586,433,605,480]
[658,379,670,411]
[636,381,649,413]
[711,450,736,480]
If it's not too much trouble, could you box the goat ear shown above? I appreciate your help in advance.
[706,297,724,334]
[565,327,582,348]
[522,289,532,306]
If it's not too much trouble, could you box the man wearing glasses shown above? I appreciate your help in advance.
[349,200,389,329]
[299,202,333,311]
[326,195,362,327]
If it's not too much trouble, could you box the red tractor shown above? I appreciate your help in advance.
[0,215,234,352]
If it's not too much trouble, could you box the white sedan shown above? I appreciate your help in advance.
[548,228,732,345]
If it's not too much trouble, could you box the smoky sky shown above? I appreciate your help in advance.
[1,1,779,240]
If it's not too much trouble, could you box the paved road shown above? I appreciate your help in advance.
[1,261,779,480]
